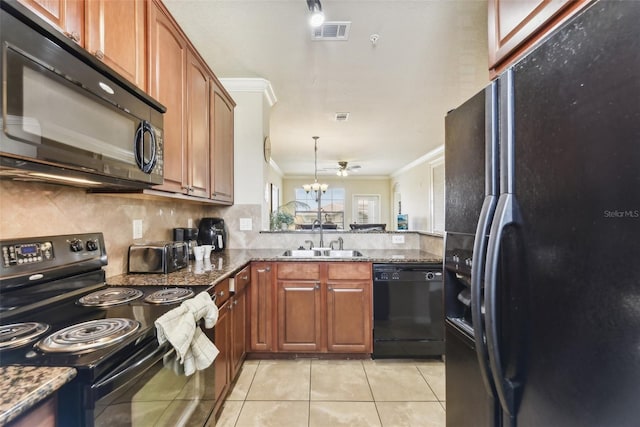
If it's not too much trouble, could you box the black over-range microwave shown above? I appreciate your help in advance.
[0,0,165,189]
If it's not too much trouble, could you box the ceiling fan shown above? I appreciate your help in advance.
[321,161,362,176]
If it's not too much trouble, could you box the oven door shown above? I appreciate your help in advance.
[58,329,216,427]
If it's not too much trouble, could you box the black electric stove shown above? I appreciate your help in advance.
[0,233,214,426]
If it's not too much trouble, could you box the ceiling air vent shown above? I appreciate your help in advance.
[335,112,350,122]
[311,21,351,41]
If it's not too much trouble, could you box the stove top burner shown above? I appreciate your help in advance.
[0,322,50,350]
[144,287,195,304]
[78,287,143,307]
[36,318,140,354]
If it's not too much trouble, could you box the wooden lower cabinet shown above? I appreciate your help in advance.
[277,279,322,352]
[230,283,247,378]
[249,262,274,351]
[213,299,230,405]
[326,281,372,352]
[248,261,372,355]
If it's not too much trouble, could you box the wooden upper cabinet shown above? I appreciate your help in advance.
[210,80,235,204]
[148,0,186,194]
[488,0,589,73]
[85,0,146,89]
[18,0,84,45]
[186,50,210,198]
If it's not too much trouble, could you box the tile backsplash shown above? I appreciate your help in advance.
[0,181,217,277]
[0,181,443,278]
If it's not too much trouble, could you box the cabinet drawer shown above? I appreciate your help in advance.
[234,265,250,293]
[213,279,230,307]
[327,262,372,280]
[276,262,321,280]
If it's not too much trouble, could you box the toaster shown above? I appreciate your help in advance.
[128,241,188,273]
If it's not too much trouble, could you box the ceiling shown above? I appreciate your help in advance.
[163,0,490,177]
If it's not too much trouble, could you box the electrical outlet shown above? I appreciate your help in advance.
[239,218,252,231]
[133,219,143,239]
[392,235,405,244]
[187,218,193,228]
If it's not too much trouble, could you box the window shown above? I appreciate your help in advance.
[352,195,380,224]
[294,187,345,229]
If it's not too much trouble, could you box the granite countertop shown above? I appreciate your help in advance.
[0,366,76,426]
[1,248,442,423]
[106,248,443,288]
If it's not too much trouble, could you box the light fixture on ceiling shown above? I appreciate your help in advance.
[336,161,348,176]
[306,0,325,28]
[303,136,328,195]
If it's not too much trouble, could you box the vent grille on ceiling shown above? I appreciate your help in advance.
[335,112,350,122]
[311,21,351,41]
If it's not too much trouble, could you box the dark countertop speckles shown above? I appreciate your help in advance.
[0,366,76,426]
[106,249,443,288]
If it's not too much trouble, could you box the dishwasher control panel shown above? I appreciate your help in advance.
[373,264,443,282]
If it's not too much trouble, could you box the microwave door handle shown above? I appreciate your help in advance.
[134,121,157,174]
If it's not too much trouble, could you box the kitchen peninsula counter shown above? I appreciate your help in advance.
[106,249,442,288]
[0,366,76,426]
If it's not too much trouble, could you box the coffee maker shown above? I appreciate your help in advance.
[197,218,226,252]
[173,227,199,259]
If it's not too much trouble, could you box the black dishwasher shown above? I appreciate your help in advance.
[373,263,444,358]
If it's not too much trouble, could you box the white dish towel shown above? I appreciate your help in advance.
[155,291,220,376]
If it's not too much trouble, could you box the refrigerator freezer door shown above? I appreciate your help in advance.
[500,1,640,425]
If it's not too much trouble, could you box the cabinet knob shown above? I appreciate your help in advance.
[315,284,320,290]
[242,275,248,280]
[95,50,105,60]
[218,290,225,297]
[64,31,80,42]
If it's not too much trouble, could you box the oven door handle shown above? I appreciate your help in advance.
[92,340,172,393]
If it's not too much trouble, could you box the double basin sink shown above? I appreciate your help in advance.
[280,249,364,258]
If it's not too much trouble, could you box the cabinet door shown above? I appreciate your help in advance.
[186,50,210,198]
[231,287,247,378]
[213,300,231,404]
[85,0,146,89]
[326,280,372,353]
[277,280,322,352]
[249,263,273,351]
[209,80,235,204]
[18,0,84,45]
[148,0,187,193]
[488,0,583,69]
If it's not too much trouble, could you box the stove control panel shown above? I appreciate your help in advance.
[0,233,107,287]
[2,241,54,267]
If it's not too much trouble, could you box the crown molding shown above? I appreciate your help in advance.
[219,78,277,107]
[391,145,444,177]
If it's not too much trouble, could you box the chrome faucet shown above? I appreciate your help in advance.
[312,218,324,248]
[329,237,344,250]
[304,240,314,250]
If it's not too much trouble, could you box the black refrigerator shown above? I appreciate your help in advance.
[444,1,640,426]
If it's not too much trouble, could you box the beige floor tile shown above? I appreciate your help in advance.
[376,402,446,427]
[363,361,437,402]
[309,401,381,427]
[212,400,243,427]
[246,360,311,401]
[416,361,446,401]
[310,360,373,401]
[235,401,309,427]
[228,362,259,400]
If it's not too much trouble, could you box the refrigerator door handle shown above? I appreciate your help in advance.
[471,195,498,398]
[485,192,520,421]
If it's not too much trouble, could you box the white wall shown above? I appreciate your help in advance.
[391,147,444,233]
